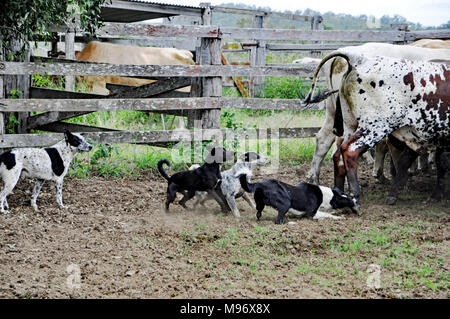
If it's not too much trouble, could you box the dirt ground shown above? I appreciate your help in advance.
[0,162,448,299]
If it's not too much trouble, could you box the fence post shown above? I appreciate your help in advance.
[65,29,76,91]
[188,3,221,130]
[0,51,4,152]
[390,23,408,44]
[252,14,266,97]
[310,15,324,58]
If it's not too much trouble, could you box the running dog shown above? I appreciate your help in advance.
[0,130,93,213]
[190,151,268,216]
[158,146,235,212]
[239,175,357,224]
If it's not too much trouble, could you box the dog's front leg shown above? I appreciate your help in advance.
[242,192,256,210]
[207,189,230,213]
[55,180,68,210]
[31,179,45,211]
[0,169,21,214]
[179,190,196,210]
[225,194,240,217]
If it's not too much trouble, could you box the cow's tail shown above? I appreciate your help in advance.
[303,52,352,105]
[332,95,344,137]
[157,159,171,181]
[239,174,256,193]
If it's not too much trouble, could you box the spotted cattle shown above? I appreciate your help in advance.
[304,41,450,185]
[305,52,450,211]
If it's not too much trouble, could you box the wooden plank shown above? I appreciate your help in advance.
[221,54,247,97]
[0,127,320,148]
[106,85,190,99]
[405,30,450,41]
[0,72,4,148]
[27,111,94,129]
[0,62,316,77]
[108,77,192,98]
[37,122,119,133]
[212,6,312,22]
[0,97,319,112]
[253,15,266,96]
[30,87,107,99]
[266,43,363,51]
[49,23,406,42]
[65,31,75,91]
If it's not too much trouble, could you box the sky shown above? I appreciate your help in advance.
[158,0,450,27]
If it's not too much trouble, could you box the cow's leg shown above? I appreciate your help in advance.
[387,134,409,178]
[340,132,370,212]
[430,148,446,200]
[385,147,418,205]
[408,157,418,175]
[307,125,336,184]
[333,137,346,191]
[307,98,335,184]
[362,150,375,165]
[417,153,429,174]
[372,139,389,183]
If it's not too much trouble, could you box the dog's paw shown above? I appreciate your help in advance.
[32,205,39,212]
[1,210,10,215]
[59,205,69,210]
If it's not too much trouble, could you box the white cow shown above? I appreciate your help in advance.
[304,52,450,210]
[304,41,450,185]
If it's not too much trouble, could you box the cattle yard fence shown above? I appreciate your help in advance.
[1,14,449,149]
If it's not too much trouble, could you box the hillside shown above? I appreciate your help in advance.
[173,2,449,31]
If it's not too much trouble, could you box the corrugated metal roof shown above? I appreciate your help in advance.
[101,0,203,23]
[118,0,204,10]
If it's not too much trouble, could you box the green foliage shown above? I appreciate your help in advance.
[7,113,19,134]
[258,77,310,100]
[9,89,23,99]
[32,73,64,90]
[0,0,109,60]
[221,110,243,131]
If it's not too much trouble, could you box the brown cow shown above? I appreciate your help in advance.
[75,41,195,95]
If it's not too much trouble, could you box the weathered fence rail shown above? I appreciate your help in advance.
[51,22,408,42]
[3,20,449,150]
[0,97,313,112]
[0,61,317,77]
[0,127,320,148]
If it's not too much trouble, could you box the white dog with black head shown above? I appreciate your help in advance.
[0,130,93,213]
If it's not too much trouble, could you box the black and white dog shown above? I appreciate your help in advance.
[190,151,268,217]
[0,130,93,214]
[239,175,357,224]
[158,146,235,212]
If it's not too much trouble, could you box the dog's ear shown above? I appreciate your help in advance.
[64,129,71,144]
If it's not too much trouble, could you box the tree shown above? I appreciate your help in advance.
[0,0,109,60]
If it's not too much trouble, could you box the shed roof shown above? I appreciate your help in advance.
[100,0,204,23]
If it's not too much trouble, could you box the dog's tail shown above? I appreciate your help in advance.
[157,159,171,181]
[238,174,256,193]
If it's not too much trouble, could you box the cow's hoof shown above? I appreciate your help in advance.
[374,175,390,184]
[428,193,442,202]
[385,196,397,205]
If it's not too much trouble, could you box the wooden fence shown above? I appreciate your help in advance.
[1,21,449,149]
